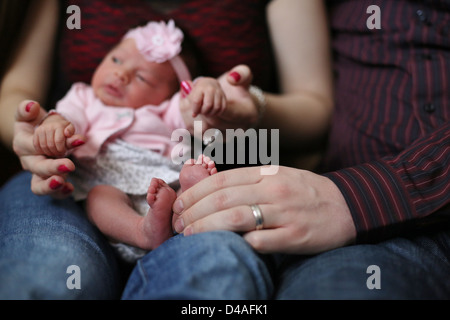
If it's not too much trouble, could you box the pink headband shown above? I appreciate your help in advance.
[123,20,191,82]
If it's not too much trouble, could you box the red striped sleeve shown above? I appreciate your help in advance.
[324,123,450,243]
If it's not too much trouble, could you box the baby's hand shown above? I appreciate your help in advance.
[33,113,75,158]
[181,78,226,118]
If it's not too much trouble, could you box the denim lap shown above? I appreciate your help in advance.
[0,172,121,299]
[122,231,274,299]
[123,229,450,299]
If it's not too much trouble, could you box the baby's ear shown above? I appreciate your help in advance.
[226,64,253,88]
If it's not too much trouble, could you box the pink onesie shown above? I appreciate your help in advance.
[56,82,187,158]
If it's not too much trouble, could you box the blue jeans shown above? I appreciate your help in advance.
[0,172,122,299]
[123,229,450,299]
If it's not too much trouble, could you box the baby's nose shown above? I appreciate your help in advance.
[115,68,130,84]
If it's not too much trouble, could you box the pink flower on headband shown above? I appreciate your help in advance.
[124,20,184,63]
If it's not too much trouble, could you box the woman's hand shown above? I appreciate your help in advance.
[172,166,357,254]
[13,100,85,198]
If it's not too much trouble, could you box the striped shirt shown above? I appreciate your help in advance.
[323,0,450,242]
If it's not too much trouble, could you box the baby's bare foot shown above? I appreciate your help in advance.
[141,178,177,249]
[180,155,217,191]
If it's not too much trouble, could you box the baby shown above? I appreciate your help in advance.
[33,20,224,262]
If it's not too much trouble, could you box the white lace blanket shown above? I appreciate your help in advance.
[70,139,182,215]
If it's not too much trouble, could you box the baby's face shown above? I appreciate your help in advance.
[91,38,178,108]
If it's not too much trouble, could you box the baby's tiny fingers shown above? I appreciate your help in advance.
[64,123,75,138]
[55,128,69,156]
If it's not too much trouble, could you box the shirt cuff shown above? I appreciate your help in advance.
[323,160,415,243]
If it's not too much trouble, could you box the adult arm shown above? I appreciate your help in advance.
[179,0,333,167]
[2,0,84,197]
[0,0,58,147]
[261,0,334,147]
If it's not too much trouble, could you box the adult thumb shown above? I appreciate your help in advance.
[226,64,253,88]
[15,100,47,126]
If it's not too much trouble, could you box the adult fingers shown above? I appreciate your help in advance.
[66,134,86,150]
[173,170,291,235]
[31,173,73,198]
[173,166,264,214]
[20,154,74,178]
[243,225,338,255]
[179,204,278,236]
[14,123,38,156]
[243,228,295,254]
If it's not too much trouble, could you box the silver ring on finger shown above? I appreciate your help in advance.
[250,204,264,230]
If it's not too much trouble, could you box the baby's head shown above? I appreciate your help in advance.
[91,20,193,108]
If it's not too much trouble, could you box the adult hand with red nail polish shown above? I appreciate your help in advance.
[12,100,85,198]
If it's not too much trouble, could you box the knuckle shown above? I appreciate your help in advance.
[47,138,56,148]
[228,208,246,228]
[289,221,308,244]
[190,220,203,234]
[181,209,194,226]
[212,191,229,209]
[212,172,227,189]
[54,135,65,145]
[191,94,202,106]
[204,105,213,114]
[267,182,291,200]
[206,86,215,95]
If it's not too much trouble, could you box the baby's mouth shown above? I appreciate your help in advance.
[104,84,123,98]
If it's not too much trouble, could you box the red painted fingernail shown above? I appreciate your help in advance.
[71,139,85,147]
[49,179,62,190]
[25,102,34,112]
[180,81,192,95]
[58,165,71,173]
[229,71,241,82]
